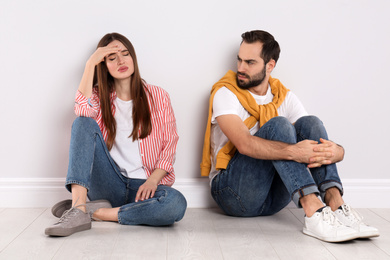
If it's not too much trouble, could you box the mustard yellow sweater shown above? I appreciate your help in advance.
[200,70,289,177]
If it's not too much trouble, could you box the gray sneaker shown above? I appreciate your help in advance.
[51,199,112,218]
[51,199,72,218]
[45,205,91,236]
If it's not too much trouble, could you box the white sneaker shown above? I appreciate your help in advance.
[334,204,380,238]
[303,206,359,242]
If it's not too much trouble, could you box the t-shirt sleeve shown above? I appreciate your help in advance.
[211,87,242,123]
[281,91,308,124]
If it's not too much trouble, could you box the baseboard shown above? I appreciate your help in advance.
[1,178,389,208]
[0,177,216,208]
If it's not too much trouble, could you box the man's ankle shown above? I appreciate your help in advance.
[300,193,324,217]
[324,187,344,211]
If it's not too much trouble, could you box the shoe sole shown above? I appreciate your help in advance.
[45,222,91,237]
[51,199,72,218]
[303,228,359,242]
[358,231,380,239]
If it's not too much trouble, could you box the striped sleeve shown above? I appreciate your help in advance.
[74,90,100,119]
[140,85,179,186]
[154,92,178,175]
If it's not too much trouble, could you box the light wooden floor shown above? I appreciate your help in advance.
[0,207,389,260]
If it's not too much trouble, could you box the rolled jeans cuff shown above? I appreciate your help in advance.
[292,184,320,208]
[319,180,344,202]
[65,180,89,193]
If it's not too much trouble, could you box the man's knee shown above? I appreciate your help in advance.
[256,116,296,143]
[294,115,327,140]
[295,115,323,129]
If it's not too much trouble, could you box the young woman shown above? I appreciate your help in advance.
[45,33,187,237]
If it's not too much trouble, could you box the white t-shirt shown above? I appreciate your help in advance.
[209,85,308,181]
[109,97,147,179]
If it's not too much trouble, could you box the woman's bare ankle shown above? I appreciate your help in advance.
[93,208,119,222]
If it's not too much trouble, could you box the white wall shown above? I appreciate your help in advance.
[1,0,389,207]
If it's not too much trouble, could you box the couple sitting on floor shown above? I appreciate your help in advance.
[45,30,379,243]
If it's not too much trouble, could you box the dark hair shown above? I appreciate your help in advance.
[241,30,280,64]
[94,32,152,150]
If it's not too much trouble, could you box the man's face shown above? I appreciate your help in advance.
[236,41,267,89]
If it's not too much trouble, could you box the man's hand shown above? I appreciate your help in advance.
[292,140,323,164]
[308,138,344,168]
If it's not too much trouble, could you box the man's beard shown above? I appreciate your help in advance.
[236,66,266,90]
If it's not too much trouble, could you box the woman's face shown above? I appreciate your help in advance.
[105,40,135,80]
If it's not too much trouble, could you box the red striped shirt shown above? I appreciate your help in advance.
[74,84,179,186]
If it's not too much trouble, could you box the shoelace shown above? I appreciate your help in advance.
[322,207,341,226]
[57,200,87,223]
[341,204,363,222]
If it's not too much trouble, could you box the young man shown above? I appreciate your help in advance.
[201,30,379,242]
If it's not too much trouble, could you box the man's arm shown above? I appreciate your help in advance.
[216,114,331,165]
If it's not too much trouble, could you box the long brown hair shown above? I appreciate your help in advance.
[93,33,152,150]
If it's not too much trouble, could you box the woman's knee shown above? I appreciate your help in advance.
[166,189,187,222]
[72,117,98,130]
[156,187,187,224]
[71,117,100,138]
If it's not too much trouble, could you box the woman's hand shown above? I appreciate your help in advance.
[87,45,122,67]
[135,178,158,202]
[79,45,121,98]
[135,169,167,202]
[78,45,122,98]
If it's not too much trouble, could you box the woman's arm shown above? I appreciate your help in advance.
[74,45,122,118]
[135,87,179,199]
[154,93,179,177]
[78,45,121,97]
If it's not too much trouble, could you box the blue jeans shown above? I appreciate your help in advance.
[211,116,343,217]
[65,117,187,226]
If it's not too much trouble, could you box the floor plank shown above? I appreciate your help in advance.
[213,214,280,260]
[0,209,66,259]
[0,208,46,252]
[359,209,390,257]
[259,209,337,260]
[0,207,390,259]
[52,221,122,260]
[372,208,390,222]
[167,208,224,260]
[109,225,168,260]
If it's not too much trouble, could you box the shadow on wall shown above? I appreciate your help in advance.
[192,48,237,178]
[194,94,211,176]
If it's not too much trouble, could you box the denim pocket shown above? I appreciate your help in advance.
[213,186,246,216]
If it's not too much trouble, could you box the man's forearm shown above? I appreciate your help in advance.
[238,135,322,165]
